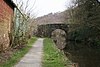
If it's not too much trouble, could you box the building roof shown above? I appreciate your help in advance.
[3,0,27,19]
[4,0,16,9]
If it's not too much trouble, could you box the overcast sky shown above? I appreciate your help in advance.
[13,0,71,17]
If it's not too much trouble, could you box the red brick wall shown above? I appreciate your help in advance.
[0,0,14,50]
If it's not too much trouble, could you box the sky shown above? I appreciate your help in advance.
[13,0,71,17]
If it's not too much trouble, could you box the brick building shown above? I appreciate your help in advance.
[0,0,16,50]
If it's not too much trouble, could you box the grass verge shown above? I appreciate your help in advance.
[0,37,37,67]
[42,38,67,67]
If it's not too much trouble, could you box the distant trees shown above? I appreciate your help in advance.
[35,12,67,24]
[67,0,100,47]
[71,0,100,25]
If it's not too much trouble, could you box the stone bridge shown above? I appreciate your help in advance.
[37,23,69,37]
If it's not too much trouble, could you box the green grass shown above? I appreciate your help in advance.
[42,38,67,67]
[0,37,37,67]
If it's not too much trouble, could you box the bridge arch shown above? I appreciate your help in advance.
[37,24,68,37]
[50,28,67,37]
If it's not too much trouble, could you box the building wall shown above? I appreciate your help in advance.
[0,0,14,50]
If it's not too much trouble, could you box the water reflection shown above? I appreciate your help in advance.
[51,30,100,67]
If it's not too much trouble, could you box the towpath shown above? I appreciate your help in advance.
[14,38,44,67]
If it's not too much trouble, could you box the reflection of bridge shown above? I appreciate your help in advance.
[37,23,69,37]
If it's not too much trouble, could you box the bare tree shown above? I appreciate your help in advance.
[12,0,37,48]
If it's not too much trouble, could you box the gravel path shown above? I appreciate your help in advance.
[14,38,44,67]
